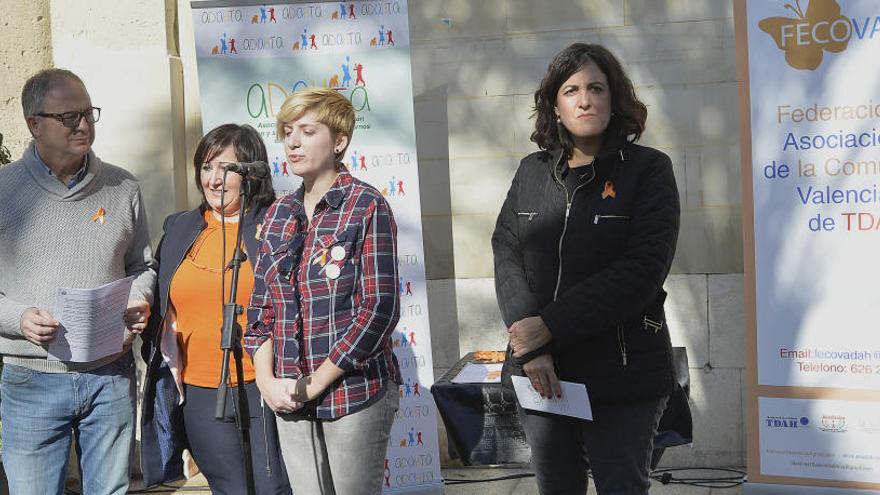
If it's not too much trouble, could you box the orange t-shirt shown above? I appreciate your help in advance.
[169,210,256,387]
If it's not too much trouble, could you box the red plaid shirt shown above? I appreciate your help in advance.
[245,171,401,419]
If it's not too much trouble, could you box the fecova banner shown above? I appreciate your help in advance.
[737,1,880,493]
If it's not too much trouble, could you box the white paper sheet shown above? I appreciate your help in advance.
[48,276,135,362]
[511,374,593,420]
[451,362,503,384]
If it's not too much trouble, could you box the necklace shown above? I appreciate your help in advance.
[574,158,596,181]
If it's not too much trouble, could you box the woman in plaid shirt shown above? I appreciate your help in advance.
[245,87,401,494]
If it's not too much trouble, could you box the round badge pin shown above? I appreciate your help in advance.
[325,264,341,280]
[330,245,346,261]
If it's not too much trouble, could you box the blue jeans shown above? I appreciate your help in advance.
[1,353,136,495]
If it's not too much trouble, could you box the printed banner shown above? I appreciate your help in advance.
[738,0,880,491]
[189,1,442,492]
[746,0,880,391]
[759,397,880,483]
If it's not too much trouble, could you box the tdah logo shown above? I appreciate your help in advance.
[764,415,809,429]
[758,0,851,70]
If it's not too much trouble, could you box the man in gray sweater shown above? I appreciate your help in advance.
[0,69,156,494]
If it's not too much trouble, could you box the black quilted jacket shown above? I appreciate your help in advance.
[492,142,680,404]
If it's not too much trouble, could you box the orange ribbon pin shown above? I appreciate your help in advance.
[91,207,106,224]
[601,181,616,200]
[312,248,328,268]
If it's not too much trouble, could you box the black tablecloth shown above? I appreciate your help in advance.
[431,348,693,466]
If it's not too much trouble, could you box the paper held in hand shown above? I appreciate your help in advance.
[48,276,135,362]
[510,375,593,420]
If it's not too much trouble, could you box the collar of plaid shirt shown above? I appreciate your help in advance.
[289,170,349,214]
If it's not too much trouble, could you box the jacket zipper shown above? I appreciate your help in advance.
[551,155,595,301]
[549,149,630,367]
[593,214,630,224]
[617,325,628,366]
[643,316,663,333]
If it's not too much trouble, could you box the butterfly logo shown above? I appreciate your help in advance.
[758,0,851,70]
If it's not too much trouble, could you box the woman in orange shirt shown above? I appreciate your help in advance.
[140,124,291,494]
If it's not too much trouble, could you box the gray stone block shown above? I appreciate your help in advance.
[664,146,687,206]
[448,95,517,159]
[601,20,735,87]
[506,0,625,33]
[414,96,451,162]
[625,0,733,25]
[665,274,709,368]
[497,33,602,95]
[683,146,703,208]
[418,156,452,217]
[451,157,518,216]
[658,366,745,468]
[422,214,456,280]
[512,94,541,157]
[455,277,508,354]
[427,279,462,370]
[418,157,453,217]
[695,143,742,207]
[411,38,508,98]
[639,82,740,148]
[671,206,744,275]
[452,213,496,279]
[708,274,745,369]
[409,0,507,42]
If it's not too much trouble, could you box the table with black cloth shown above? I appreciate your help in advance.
[431,348,693,467]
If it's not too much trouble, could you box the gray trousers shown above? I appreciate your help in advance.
[518,395,669,495]
[275,384,399,495]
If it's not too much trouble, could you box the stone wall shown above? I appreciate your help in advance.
[0,0,52,153]
[0,0,748,470]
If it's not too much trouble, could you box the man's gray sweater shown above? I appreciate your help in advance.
[0,142,156,372]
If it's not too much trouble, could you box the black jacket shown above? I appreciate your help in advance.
[139,206,266,487]
[492,143,680,404]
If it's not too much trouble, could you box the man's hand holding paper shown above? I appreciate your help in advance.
[48,276,136,362]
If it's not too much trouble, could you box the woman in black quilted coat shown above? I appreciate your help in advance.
[492,43,680,495]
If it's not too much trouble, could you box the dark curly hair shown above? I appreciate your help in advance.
[531,43,647,159]
[193,124,276,212]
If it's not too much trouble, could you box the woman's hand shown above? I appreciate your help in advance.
[508,316,552,357]
[257,376,303,413]
[290,376,324,402]
[522,353,561,399]
[288,360,346,402]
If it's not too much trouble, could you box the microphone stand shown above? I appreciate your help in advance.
[215,174,256,495]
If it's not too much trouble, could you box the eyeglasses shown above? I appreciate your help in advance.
[34,107,101,129]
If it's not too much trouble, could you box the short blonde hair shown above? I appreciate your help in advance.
[276,87,355,161]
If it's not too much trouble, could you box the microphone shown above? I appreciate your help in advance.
[224,161,269,179]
